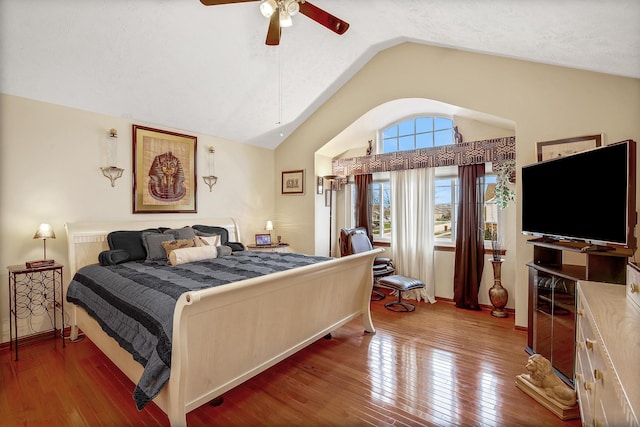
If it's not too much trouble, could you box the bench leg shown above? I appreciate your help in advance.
[384,290,416,312]
[371,288,386,301]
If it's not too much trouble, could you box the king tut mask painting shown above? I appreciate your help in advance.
[133,125,197,213]
[148,151,186,202]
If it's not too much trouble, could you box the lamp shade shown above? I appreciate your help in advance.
[279,9,292,27]
[33,223,56,240]
[259,0,277,17]
[265,220,274,231]
[285,0,299,15]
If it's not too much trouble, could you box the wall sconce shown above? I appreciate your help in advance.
[203,146,218,192]
[100,128,124,187]
[316,176,324,194]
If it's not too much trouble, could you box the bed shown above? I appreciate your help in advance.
[64,218,380,426]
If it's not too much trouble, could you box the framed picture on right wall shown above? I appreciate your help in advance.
[536,134,602,162]
[281,169,304,194]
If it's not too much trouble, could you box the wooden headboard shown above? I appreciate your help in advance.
[65,218,241,276]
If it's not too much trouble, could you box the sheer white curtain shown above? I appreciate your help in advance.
[390,168,436,303]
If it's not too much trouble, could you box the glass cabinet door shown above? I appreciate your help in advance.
[549,277,576,383]
[532,270,576,385]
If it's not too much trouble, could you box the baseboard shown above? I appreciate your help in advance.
[435,296,516,315]
[0,326,72,351]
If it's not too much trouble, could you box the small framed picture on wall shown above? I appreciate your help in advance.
[281,170,304,194]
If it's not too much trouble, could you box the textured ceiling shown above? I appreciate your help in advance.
[1,0,638,150]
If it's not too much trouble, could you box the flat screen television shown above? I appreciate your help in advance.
[521,139,637,250]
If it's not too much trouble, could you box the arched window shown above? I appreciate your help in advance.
[382,117,454,153]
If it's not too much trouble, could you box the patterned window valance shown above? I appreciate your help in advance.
[332,136,515,176]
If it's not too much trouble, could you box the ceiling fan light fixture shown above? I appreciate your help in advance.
[285,0,300,16]
[259,0,277,18]
[200,0,349,46]
[279,9,293,27]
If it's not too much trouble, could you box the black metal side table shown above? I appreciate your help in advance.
[7,263,65,360]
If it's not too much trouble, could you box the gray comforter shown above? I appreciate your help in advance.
[66,251,330,410]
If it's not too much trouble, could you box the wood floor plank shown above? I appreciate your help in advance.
[1,295,582,426]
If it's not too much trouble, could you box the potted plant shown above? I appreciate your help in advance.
[485,160,514,317]
[494,160,515,210]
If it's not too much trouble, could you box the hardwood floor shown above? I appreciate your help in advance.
[1,294,582,426]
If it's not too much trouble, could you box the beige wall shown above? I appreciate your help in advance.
[275,42,640,328]
[2,41,638,340]
[0,93,275,342]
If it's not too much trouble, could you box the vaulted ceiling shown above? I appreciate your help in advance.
[2,0,638,150]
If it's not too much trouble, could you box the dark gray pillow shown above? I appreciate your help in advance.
[163,226,197,240]
[142,232,174,261]
[107,230,160,261]
[98,249,130,266]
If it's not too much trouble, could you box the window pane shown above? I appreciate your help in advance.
[371,183,380,204]
[398,119,414,136]
[350,185,356,228]
[484,175,498,240]
[434,117,453,131]
[435,178,453,239]
[416,133,432,148]
[399,135,415,151]
[383,138,398,153]
[383,126,398,138]
[416,117,433,133]
[434,129,453,146]
[382,182,391,237]
[371,183,380,235]
[368,181,392,240]
[382,115,454,154]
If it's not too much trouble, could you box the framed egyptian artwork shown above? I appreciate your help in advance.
[132,125,197,213]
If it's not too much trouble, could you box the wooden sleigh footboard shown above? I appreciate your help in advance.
[65,218,380,426]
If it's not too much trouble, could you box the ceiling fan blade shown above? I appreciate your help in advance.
[299,1,349,35]
[265,11,281,46]
[200,0,257,5]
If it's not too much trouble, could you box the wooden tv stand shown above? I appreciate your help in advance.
[526,238,631,386]
[528,238,632,283]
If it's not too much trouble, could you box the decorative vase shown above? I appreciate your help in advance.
[489,259,508,318]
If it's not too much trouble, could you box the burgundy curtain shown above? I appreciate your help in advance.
[355,174,373,242]
[453,164,485,310]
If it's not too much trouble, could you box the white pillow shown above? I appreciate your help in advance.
[168,245,218,266]
[197,235,221,246]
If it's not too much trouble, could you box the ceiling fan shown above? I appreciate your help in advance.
[199,0,349,46]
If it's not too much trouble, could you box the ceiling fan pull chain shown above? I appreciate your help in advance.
[278,46,284,136]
